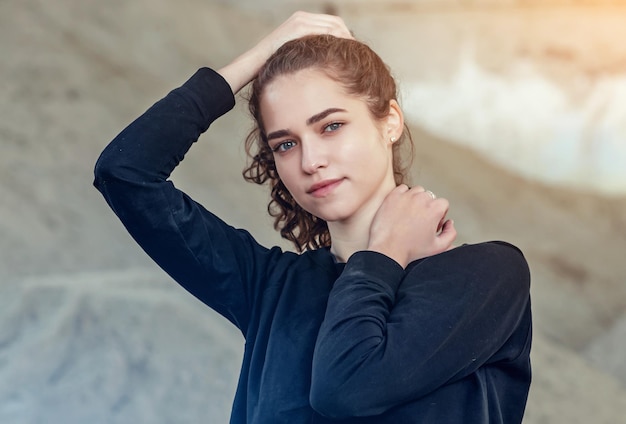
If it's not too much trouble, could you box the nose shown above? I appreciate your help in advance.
[301,140,327,174]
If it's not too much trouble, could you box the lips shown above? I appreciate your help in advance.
[307,178,344,197]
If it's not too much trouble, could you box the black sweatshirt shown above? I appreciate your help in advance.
[94,68,532,423]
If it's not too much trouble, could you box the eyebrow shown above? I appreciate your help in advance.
[265,108,347,142]
[306,108,347,126]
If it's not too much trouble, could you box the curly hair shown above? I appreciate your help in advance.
[242,34,413,252]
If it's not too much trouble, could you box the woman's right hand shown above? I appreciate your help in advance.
[218,11,352,94]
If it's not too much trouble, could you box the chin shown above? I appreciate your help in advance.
[297,194,363,223]
[308,207,354,224]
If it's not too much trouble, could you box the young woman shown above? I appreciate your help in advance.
[94,12,531,424]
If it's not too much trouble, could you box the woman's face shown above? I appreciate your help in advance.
[260,68,401,224]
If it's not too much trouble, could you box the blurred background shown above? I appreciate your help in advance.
[1,0,625,422]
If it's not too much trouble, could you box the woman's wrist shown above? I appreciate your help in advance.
[217,45,268,95]
[366,242,408,269]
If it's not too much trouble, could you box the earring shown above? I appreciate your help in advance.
[390,136,397,143]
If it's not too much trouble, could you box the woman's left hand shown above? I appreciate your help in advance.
[367,185,457,268]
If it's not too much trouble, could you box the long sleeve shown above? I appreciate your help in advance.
[310,242,531,419]
[93,68,282,334]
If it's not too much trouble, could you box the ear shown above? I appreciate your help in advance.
[385,99,404,144]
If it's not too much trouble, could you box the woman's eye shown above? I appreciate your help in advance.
[323,122,343,132]
[272,140,296,153]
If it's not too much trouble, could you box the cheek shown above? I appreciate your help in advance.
[346,130,390,164]
[274,157,288,178]
[274,158,299,193]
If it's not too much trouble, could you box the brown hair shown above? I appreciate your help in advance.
[242,34,413,252]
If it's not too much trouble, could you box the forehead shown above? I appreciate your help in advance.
[259,69,365,128]
[262,68,348,105]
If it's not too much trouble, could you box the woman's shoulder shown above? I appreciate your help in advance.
[448,240,527,264]
[406,240,530,288]
[479,240,526,256]
[445,240,530,286]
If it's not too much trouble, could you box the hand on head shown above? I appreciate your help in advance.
[367,185,457,268]
[257,11,353,59]
[218,12,352,94]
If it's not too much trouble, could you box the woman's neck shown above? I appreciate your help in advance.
[328,225,370,263]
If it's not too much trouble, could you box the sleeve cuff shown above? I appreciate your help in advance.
[179,67,236,124]
[342,250,405,293]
